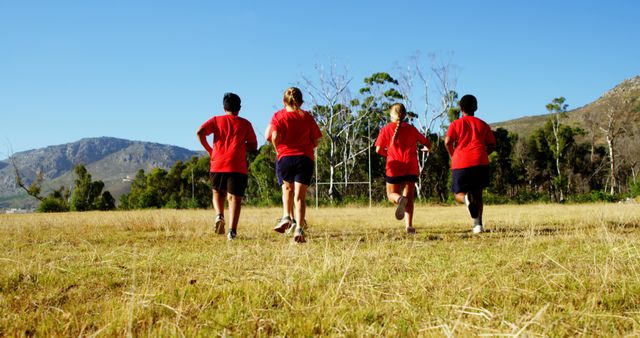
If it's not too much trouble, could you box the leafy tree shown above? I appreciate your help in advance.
[37,186,70,212]
[247,145,280,205]
[489,128,517,196]
[70,164,111,211]
[96,191,116,211]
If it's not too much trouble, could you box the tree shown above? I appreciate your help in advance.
[489,128,517,196]
[70,164,111,211]
[10,153,44,202]
[545,97,569,202]
[303,64,401,203]
[599,98,637,194]
[247,145,280,205]
[396,52,457,199]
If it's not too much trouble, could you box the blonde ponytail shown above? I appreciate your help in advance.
[389,103,407,145]
[283,87,304,115]
[391,120,402,144]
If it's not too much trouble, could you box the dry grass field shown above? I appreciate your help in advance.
[1,203,640,336]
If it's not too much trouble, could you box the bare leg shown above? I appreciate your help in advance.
[402,183,415,229]
[213,189,226,217]
[386,183,403,204]
[227,193,242,231]
[454,190,483,228]
[281,182,294,218]
[294,182,308,226]
[474,189,484,225]
[454,192,466,204]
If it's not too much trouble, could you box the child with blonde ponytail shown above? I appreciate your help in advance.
[266,87,322,243]
[375,103,431,233]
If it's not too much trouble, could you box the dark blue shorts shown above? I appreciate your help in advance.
[451,165,490,193]
[385,175,418,184]
[210,172,248,196]
[276,155,314,186]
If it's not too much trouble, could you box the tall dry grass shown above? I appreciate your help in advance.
[1,203,639,336]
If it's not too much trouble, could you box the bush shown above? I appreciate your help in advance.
[38,197,69,213]
[568,190,620,203]
[629,179,640,197]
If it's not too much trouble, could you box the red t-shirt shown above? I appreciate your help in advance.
[270,109,322,161]
[375,122,430,177]
[199,114,257,174]
[446,115,496,169]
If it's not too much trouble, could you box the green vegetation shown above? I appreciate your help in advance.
[1,204,639,336]
[112,74,638,210]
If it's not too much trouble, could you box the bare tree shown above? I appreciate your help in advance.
[8,149,44,201]
[303,63,402,202]
[302,63,352,201]
[600,99,636,194]
[397,52,457,199]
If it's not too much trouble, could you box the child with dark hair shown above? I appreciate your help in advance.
[267,87,322,243]
[375,103,431,234]
[444,94,496,234]
[197,92,258,240]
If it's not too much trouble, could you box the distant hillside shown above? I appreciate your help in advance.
[492,76,640,141]
[0,137,202,208]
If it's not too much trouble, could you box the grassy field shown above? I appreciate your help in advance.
[1,203,640,336]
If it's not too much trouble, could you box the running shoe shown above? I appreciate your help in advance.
[472,224,483,234]
[395,196,407,220]
[274,216,292,233]
[294,224,306,243]
[215,214,225,234]
[286,219,297,236]
[227,229,237,240]
[406,226,416,234]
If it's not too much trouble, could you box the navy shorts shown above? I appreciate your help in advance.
[276,155,314,186]
[451,165,490,193]
[385,175,418,184]
[210,172,248,196]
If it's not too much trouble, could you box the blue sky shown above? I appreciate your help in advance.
[1,0,638,154]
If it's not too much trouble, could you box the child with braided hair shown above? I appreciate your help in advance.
[375,103,431,234]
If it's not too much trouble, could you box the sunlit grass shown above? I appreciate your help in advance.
[1,203,640,336]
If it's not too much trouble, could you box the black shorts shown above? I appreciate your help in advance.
[451,165,490,193]
[385,175,419,184]
[276,155,314,186]
[210,172,248,196]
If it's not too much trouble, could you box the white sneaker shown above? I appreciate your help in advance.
[215,214,225,234]
[286,220,297,235]
[472,224,483,234]
[274,216,292,233]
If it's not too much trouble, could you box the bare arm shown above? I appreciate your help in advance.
[420,138,432,153]
[271,130,280,147]
[444,135,455,158]
[247,126,258,154]
[197,127,213,154]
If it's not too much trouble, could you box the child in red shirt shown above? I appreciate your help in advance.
[197,92,258,240]
[267,87,322,243]
[444,94,496,234]
[375,103,431,234]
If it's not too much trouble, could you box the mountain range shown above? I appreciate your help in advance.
[492,76,640,140]
[0,138,201,208]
